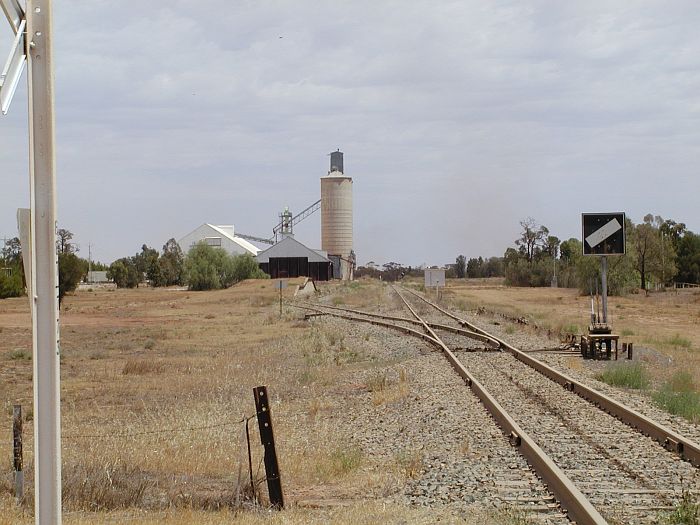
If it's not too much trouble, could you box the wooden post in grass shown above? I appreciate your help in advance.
[13,404,23,502]
[253,386,284,509]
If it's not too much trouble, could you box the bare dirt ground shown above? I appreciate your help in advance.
[1,277,698,524]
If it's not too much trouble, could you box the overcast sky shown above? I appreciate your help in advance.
[1,1,699,266]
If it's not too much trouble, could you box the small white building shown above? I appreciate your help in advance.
[178,224,260,257]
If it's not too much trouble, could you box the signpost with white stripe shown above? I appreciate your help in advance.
[2,1,62,523]
[582,213,626,327]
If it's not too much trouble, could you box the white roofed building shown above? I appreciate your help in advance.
[178,224,260,257]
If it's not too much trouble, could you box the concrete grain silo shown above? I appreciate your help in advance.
[321,150,354,280]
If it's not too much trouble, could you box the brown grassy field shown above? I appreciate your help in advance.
[2,277,698,523]
[0,279,510,524]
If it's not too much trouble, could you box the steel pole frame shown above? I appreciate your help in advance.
[27,1,62,523]
[601,255,608,325]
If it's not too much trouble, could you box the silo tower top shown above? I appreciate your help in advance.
[329,150,343,174]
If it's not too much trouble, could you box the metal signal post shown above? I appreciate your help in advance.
[2,1,62,523]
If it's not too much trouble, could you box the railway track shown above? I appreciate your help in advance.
[296,285,700,524]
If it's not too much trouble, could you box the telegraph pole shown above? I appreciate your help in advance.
[2,1,62,522]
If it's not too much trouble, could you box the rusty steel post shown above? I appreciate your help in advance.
[253,386,284,509]
[13,404,23,502]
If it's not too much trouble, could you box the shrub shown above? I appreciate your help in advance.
[184,244,267,291]
[596,362,649,389]
[663,487,699,525]
[107,258,140,288]
[10,349,31,361]
[653,372,700,423]
[667,334,692,349]
[0,265,24,298]
[59,252,84,305]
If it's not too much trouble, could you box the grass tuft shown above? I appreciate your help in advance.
[122,359,165,375]
[663,486,699,524]
[653,372,700,423]
[62,462,151,511]
[315,447,362,479]
[561,324,580,335]
[667,334,692,349]
[596,362,649,389]
[9,349,31,361]
[394,449,423,479]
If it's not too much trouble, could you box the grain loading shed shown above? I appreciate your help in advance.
[256,236,331,281]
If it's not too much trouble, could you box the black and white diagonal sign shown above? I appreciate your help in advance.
[582,213,626,255]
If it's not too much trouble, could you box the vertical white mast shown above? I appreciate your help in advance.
[27,0,62,522]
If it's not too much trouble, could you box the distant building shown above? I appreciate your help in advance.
[87,271,110,283]
[179,224,259,257]
[256,236,331,281]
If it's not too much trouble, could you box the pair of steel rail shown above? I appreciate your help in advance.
[297,285,699,525]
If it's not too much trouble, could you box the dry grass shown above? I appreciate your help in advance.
[440,278,700,385]
[365,368,411,406]
[122,359,165,375]
[394,449,423,479]
[1,279,474,522]
[7,277,680,522]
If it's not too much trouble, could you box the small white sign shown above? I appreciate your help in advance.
[275,279,288,290]
[424,268,445,288]
[585,218,622,249]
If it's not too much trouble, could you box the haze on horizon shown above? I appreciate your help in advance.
[1,1,699,267]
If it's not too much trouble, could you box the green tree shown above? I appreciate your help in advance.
[466,257,482,278]
[1,237,25,297]
[158,238,185,286]
[134,245,159,285]
[58,252,83,305]
[231,253,267,282]
[632,214,677,290]
[56,228,78,255]
[185,244,267,291]
[0,265,24,299]
[107,258,140,288]
[185,243,232,291]
[676,232,700,284]
[515,217,549,264]
[559,238,579,263]
[455,255,466,279]
[2,237,22,264]
[543,235,560,258]
[483,257,504,277]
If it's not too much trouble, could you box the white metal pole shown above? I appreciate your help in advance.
[27,1,62,523]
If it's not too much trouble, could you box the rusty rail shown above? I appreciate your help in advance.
[297,300,500,348]
[295,304,442,347]
[401,286,700,468]
[389,286,607,525]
